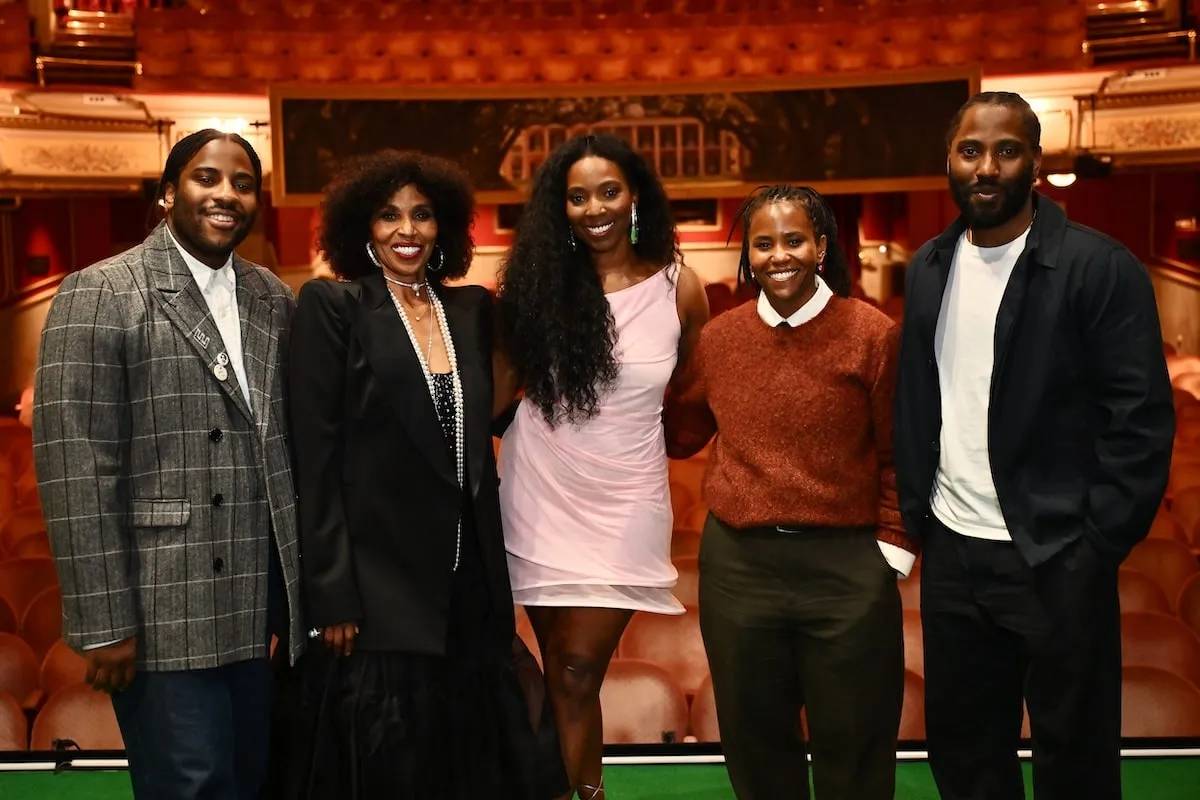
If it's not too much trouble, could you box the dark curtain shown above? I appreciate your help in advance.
[825,194,864,297]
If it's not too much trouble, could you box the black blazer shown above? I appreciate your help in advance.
[894,193,1175,567]
[288,273,514,655]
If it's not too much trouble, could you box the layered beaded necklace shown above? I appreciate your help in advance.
[386,283,465,572]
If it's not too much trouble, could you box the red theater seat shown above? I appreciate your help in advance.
[1118,568,1173,615]
[30,683,124,751]
[618,605,708,698]
[0,690,27,750]
[599,659,689,744]
[1121,666,1200,737]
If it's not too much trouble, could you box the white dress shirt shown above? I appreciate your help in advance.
[167,225,251,410]
[756,278,916,577]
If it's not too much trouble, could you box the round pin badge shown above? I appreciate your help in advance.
[217,352,229,366]
[214,364,228,381]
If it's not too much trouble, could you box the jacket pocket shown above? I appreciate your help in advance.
[130,499,191,528]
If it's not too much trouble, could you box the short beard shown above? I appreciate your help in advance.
[949,162,1035,231]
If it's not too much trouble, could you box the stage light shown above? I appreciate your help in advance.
[1046,173,1077,188]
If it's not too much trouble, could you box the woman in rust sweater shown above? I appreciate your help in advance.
[666,185,918,800]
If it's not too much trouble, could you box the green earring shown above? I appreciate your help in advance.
[630,202,639,245]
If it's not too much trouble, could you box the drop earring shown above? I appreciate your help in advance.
[365,241,384,269]
[428,246,445,273]
[629,202,639,245]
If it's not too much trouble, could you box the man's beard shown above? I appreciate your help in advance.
[949,163,1036,232]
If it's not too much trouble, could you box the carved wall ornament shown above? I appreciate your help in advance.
[20,143,131,173]
[1107,115,1200,151]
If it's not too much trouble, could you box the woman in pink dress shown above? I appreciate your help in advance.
[494,133,709,799]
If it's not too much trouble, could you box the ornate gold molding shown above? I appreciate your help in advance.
[0,113,166,134]
[1104,117,1200,151]
[1090,89,1200,110]
[1,90,168,133]
[0,176,143,193]
[1100,113,1200,151]
[21,143,131,174]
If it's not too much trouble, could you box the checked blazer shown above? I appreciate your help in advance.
[32,222,306,671]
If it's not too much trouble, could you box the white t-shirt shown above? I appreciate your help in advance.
[931,228,1030,540]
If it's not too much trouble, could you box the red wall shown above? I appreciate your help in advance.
[1150,171,1200,267]
[273,206,319,268]
[3,171,1196,303]
[2,195,155,301]
[268,196,749,269]
[893,171,1199,266]
[1038,173,1154,260]
[12,199,75,284]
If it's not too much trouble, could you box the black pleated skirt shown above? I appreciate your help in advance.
[269,518,567,800]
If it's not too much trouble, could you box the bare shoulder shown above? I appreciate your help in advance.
[674,262,710,320]
[676,261,704,294]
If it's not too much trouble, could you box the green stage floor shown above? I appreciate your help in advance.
[2,759,1199,799]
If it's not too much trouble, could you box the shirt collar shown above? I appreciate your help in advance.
[165,223,235,292]
[756,274,833,328]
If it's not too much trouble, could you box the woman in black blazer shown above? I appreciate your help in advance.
[284,150,563,799]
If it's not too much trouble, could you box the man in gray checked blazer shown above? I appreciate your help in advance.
[32,129,304,800]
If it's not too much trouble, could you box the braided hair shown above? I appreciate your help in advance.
[729,184,852,298]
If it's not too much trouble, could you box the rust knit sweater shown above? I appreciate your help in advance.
[665,297,916,554]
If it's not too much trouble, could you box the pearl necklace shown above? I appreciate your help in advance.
[387,285,465,572]
[383,274,429,319]
[384,274,427,295]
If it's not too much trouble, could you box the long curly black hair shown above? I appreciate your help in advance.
[498,133,681,427]
[731,184,852,297]
[318,149,475,283]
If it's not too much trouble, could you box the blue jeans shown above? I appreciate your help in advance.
[110,658,273,800]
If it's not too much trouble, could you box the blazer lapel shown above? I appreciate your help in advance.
[356,275,457,486]
[915,226,962,353]
[441,290,488,499]
[991,249,1034,396]
[144,223,255,424]
[233,257,278,438]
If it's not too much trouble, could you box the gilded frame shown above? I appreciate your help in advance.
[268,67,981,207]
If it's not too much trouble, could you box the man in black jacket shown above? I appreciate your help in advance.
[894,91,1175,800]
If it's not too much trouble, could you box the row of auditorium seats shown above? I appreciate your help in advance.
[152,0,1078,27]
[5,337,1200,749]
[60,1,169,12]
[140,8,1082,46]
[132,12,1084,90]
[135,49,1065,93]
[0,581,61,662]
[0,407,86,754]
[5,651,1199,751]
[0,682,123,752]
[596,660,1200,743]
[0,633,86,712]
[0,1,1089,88]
